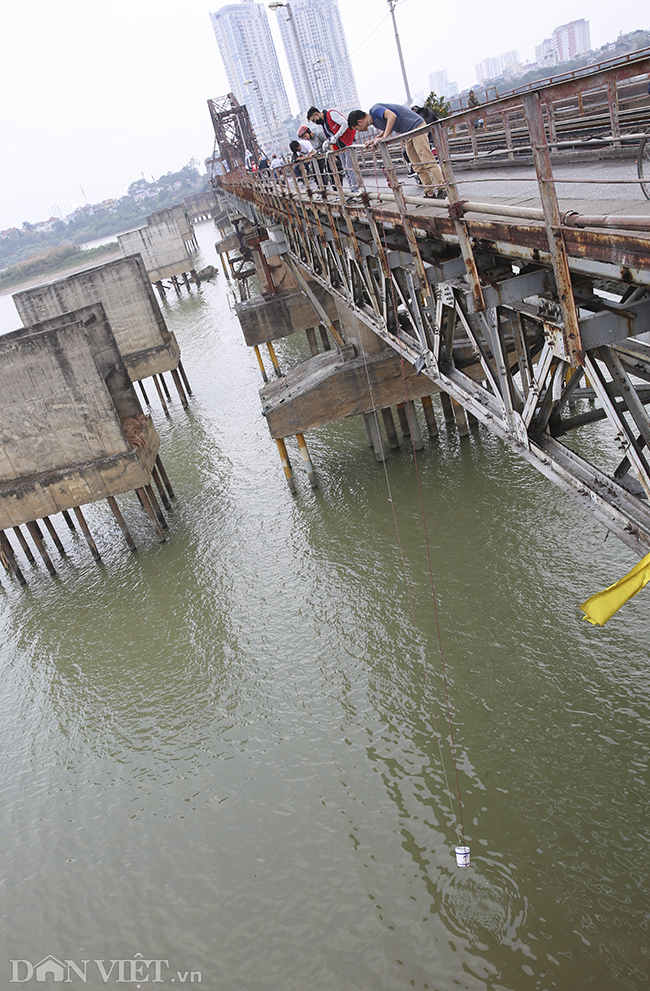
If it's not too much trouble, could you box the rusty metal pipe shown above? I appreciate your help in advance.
[562,211,650,232]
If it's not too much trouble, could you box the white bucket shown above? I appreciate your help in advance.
[455,845,470,867]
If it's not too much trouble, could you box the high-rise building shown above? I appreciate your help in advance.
[552,19,591,63]
[475,51,520,83]
[428,69,458,100]
[210,0,291,154]
[271,0,358,115]
[535,38,557,68]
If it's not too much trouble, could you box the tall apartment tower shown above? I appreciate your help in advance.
[210,0,291,154]
[271,0,359,115]
[552,19,591,63]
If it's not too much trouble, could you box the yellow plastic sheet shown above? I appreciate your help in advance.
[580,551,650,626]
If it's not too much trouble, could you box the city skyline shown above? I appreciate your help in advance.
[0,0,647,230]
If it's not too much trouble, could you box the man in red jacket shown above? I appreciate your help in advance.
[307,106,360,200]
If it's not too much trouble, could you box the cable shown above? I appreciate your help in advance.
[352,150,467,848]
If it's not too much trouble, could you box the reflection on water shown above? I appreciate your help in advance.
[0,221,649,991]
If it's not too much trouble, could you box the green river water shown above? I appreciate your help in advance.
[1,220,649,990]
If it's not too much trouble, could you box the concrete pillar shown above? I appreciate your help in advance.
[452,398,469,437]
[440,392,454,424]
[407,401,424,450]
[421,395,439,438]
[363,413,387,461]
[396,402,410,436]
[381,407,401,449]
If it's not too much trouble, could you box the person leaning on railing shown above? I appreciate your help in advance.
[348,104,445,198]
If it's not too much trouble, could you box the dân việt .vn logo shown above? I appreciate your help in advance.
[9,953,202,983]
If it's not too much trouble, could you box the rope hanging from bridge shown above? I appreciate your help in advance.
[352,149,469,864]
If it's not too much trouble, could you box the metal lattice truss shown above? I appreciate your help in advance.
[216,53,650,553]
[207,93,263,173]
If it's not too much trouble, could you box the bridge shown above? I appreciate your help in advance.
[214,52,650,556]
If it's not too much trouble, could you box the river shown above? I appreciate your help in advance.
[1,219,649,990]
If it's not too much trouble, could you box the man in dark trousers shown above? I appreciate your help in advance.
[348,103,444,197]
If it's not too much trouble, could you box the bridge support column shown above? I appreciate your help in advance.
[407,401,424,450]
[0,531,26,585]
[440,393,454,424]
[12,526,35,563]
[266,342,282,377]
[296,433,318,489]
[306,328,319,356]
[421,396,438,438]
[276,438,296,494]
[396,402,410,436]
[363,413,387,462]
[26,521,56,575]
[381,408,401,449]
[452,399,469,437]
[107,496,136,551]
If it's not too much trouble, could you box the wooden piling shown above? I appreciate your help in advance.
[43,516,67,556]
[178,360,192,396]
[296,433,318,488]
[0,531,26,584]
[138,380,151,407]
[159,373,172,402]
[421,395,439,438]
[380,407,401,449]
[145,484,168,530]
[155,280,166,300]
[151,465,171,510]
[13,526,35,563]
[171,368,189,409]
[276,438,296,494]
[152,374,170,415]
[107,496,136,551]
[136,486,166,541]
[155,455,175,499]
[73,507,101,561]
[319,326,332,352]
[182,272,192,292]
[26,520,57,575]
[171,276,181,296]
[61,510,76,531]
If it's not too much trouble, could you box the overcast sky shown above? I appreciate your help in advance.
[1,0,647,229]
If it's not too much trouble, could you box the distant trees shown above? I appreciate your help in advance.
[425,92,451,119]
[0,160,207,272]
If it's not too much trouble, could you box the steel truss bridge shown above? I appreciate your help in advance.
[216,52,650,555]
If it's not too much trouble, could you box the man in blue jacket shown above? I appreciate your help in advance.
[348,103,444,197]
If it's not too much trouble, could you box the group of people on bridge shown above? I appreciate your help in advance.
[256,99,447,202]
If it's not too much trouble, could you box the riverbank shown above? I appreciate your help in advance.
[0,242,123,297]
